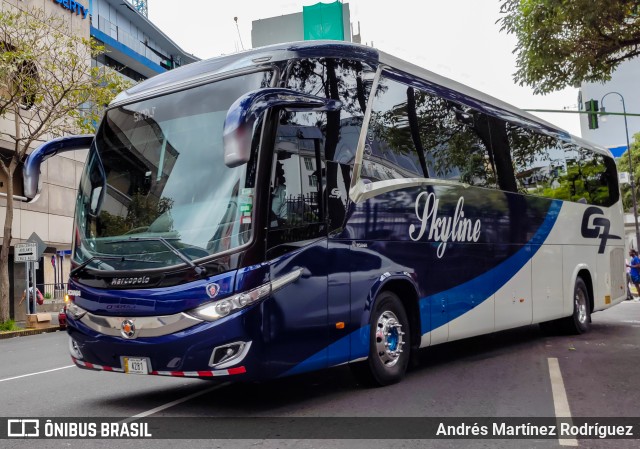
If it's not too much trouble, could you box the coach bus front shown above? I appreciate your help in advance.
[67,72,269,378]
[55,67,314,379]
[59,59,346,379]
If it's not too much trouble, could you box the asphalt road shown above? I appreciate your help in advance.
[1,301,639,449]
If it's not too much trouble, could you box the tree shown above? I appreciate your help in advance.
[498,0,640,94]
[0,7,130,323]
[616,132,640,212]
[98,193,175,237]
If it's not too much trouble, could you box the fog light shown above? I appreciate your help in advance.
[68,337,83,360]
[209,341,251,369]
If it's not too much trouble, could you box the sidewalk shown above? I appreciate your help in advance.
[0,311,64,340]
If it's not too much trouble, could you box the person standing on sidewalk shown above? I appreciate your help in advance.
[627,250,640,301]
[18,281,40,314]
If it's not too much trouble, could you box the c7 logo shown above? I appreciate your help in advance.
[581,207,621,254]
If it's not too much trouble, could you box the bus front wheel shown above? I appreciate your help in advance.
[351,291,410,387]
[560,276,591,334]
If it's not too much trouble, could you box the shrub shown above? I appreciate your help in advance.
[0,320,19,332]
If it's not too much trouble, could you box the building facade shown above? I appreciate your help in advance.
[0,0,196,321]
[252,1,355,48]
[90,0,197,83]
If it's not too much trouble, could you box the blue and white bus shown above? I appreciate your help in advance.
[25,41,626,386]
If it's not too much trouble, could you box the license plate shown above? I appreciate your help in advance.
[124,357,149,375]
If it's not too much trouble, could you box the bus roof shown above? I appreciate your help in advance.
[111,40,612,158]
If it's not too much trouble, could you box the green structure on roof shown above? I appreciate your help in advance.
[303,1,345,41]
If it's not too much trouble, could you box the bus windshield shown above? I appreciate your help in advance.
[73,71,271,273]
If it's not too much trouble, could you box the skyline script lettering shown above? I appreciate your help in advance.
[409,192,481,258]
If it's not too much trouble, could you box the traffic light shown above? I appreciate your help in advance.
[585,99,599,129]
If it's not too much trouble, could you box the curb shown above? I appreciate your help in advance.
[0,326,64,340]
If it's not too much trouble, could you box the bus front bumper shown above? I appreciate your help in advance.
[65,306,264,380]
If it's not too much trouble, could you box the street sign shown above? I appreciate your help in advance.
[27,232,47,260]
[620,172,630,185]
[14,243,37,263]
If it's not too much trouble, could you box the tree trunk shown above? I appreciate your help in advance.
[0,162,16,323]
[1,108,22,323]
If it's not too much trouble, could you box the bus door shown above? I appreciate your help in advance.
[264,120,329,378]
[325,159,353,366]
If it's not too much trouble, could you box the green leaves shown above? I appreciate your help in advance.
[498,0,640,94]
[0,7,133,145]
[0,7,132,322]
[616,132,640,212]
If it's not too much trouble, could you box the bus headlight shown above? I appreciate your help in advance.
[66,302,87,320]
[189,283,271,321]
[187,269,303,322]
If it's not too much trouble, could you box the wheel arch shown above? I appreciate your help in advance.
[577,268,594,314]
[368,274,421,351]
[567,264,593,314]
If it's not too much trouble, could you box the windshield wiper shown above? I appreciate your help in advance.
[70,255,162,277]
[69,256,122,277]
[105,237,207,277]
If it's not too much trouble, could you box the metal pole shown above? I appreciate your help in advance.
[53,255,57,290]
[58,255,62,289]
[621,95,640,249]
[602,92,640,248]
[25,262,30,315]
[31,260,37,314]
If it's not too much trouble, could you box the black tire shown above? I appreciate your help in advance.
[351,291,410,387]
[559,277,591,334]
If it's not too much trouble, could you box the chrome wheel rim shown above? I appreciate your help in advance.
[575,288,588,324]
[375,311,405,368]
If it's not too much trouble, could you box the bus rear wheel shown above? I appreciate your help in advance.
[351,291,410,387]
[559,276,591,334]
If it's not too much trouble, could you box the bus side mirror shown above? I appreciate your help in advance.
[23,135,94,202]
[223,88,341,167]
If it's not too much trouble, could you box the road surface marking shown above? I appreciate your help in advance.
[0,365,74,383]
[548,358,578,447]
[120,382,231,423]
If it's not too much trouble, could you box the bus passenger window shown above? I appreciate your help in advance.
[286,57,373,165]
[579,150,617,206]
[364,76,497,187]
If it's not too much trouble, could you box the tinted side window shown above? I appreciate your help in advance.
[364,76,498,188]
[362,78,423,180]
[586,151,618,205]
[489,120,565,194]
[266,112,327,255]
[562,145,618,206]
[286,58,373,232]
[493,119,618,206]
[286,58,373,165]
[269,115,324,230]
